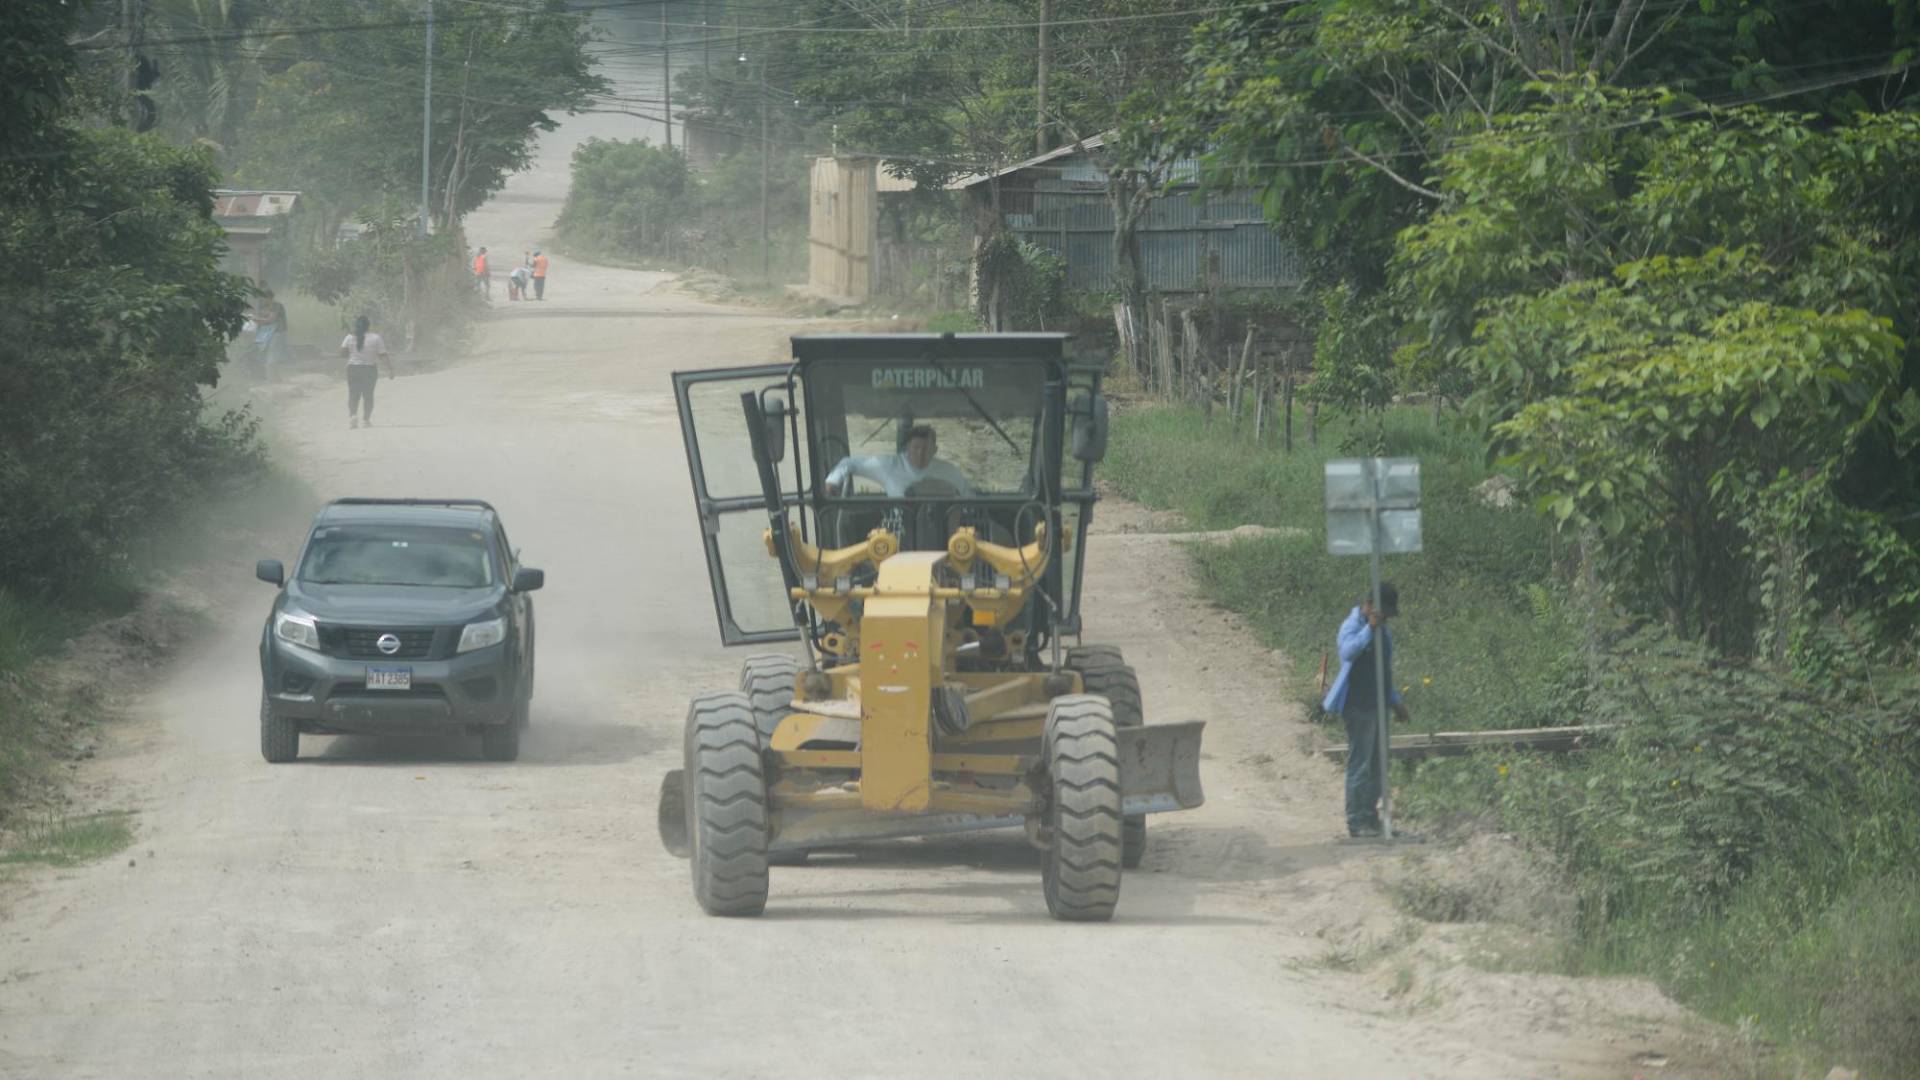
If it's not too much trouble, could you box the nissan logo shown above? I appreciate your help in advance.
[376,633,402,655]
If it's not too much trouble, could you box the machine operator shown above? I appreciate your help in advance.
[824,424,974,498]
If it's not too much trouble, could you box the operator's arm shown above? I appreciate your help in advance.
[824,455,887,496]
[1334,608,1373,663]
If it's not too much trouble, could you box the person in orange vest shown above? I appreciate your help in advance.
[531,249,549,300]
[472,246,491,300]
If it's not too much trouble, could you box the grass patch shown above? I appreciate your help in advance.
[0,582,144,812]
[1105,403,1574,734]
[0,810,135,868]
[922,309,985,334]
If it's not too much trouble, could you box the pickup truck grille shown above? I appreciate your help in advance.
[328,627,438,660]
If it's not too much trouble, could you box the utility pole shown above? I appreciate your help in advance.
[1035,0,1049,155]
[122,0,152,130]
[661,1,672,150]
[420,0,434,237]
[760,66,770,281]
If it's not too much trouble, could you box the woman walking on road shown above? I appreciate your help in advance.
[340,315,393,429]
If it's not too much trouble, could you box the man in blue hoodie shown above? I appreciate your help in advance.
[1322,583,1411,837]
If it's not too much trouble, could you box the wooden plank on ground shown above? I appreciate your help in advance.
[1319,724,1619,761]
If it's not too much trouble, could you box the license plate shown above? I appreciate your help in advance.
[366,666,412,691]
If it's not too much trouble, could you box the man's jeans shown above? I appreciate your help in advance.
[1343,706,1383,832]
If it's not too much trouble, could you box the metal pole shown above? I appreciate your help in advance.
[1035,0,1049,155]
[1367,458,1394,840]
[760,66,770,281]
[420,0,434,237]
[661,1,672,150]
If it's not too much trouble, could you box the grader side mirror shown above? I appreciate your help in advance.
[760,393,789,464]
[1071,391,1109,463]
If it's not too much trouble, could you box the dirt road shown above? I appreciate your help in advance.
[0,97,1721,1079]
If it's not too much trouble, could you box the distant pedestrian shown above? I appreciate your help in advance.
[339,314,393,429]
[472,246,491,299]
[1321,583,1410,838]
[508,264,531,301]
[252,288,290,379]
[531,249,549,300]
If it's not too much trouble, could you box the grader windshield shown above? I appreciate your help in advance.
[810,360,1045,497]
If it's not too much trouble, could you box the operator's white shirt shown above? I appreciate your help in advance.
[825,453,973,497]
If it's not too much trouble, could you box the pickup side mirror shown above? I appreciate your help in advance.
[512,566,545,593]
[256,559,285,587]
[1070,391,1109,463]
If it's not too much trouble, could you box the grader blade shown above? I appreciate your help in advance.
[658,768,690,858]
[1118,721,1206,815]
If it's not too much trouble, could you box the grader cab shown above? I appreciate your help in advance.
[657,333,1205,920]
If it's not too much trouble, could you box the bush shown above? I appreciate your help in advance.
[555,138,809,281]
[0,125,263,591]
[976,232,1069,330]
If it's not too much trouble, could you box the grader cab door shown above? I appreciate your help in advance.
[672,365,809,646]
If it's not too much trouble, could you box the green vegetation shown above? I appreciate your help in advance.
[1110,12,1920,1069]
[1105,405,1572,731]
[1,811,136,870]
[554,137,810,282]
[1107,403,1920,1074]
[0,7,263,593]
[0,586,136,813]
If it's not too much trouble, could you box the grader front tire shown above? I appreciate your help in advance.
[740,654,809,867]
[1068,647,1147,869]
[1041,695,1124,922]
[685,692,771,917]
[739,653,800,743]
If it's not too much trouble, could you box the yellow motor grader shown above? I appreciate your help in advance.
[657,333,1204,920]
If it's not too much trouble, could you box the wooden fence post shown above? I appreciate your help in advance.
[1252,371,1267,443]
[1282,361,1295,454]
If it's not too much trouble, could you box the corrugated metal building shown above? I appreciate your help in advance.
[960,136,1301,293]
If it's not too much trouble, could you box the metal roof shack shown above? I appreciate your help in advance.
[213,189,300,287]
[957,138,1300,294]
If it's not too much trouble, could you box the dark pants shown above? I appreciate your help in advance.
[1343,705,1384,832]
[347,364,378,420]
[533,275,545,299]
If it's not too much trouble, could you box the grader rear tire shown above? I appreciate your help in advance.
[1041,695,1123,922]
[1067,647,1147,869]
[685,692,770,917]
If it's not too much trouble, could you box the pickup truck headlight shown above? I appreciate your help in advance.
[458,616,507,653]
[274,610,320,651]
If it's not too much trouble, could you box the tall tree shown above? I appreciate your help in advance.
[229,0,604,236]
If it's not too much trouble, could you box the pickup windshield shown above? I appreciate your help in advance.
[299,525,495,588]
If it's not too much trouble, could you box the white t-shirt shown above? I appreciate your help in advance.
[825,453,973,497]
[341,332,388,366]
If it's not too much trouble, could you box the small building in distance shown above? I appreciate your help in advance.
[212,189,300,288]
[958,135,1301,294]
[806,156,960,307]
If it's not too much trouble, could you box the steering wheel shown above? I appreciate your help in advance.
[905,479,965,550]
